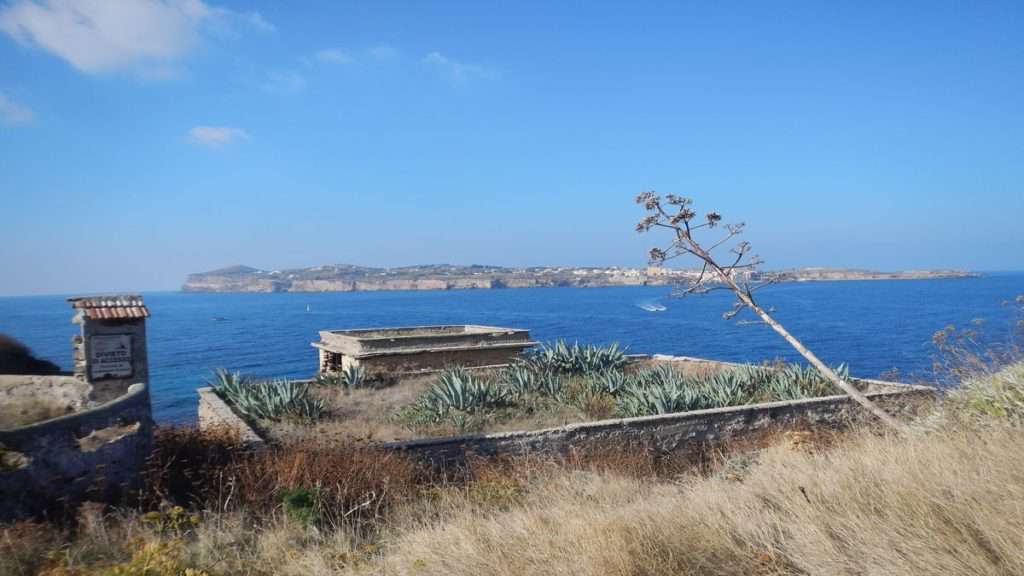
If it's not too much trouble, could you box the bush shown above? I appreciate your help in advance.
[946,362,1024,422]
[281,487,320,526]
[143,427,423,528]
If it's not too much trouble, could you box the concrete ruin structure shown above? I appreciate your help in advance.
[0,295,154,520]
[197,353,936,467]
[312,325,536,376]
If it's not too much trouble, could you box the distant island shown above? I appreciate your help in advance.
[181,264,978,293]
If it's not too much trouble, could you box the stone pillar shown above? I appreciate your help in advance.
[67,295,151,400]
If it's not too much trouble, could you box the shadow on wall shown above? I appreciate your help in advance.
[0,334,60,375]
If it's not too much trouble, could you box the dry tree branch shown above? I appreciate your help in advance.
[635,191,902,429]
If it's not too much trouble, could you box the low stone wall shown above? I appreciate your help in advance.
[196,387,266,447]
[0,382,153,521]
[0,374,93,428]
[196,361,936,469]
[385,385,934,467]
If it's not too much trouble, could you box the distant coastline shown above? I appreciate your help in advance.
[181,264,979,293]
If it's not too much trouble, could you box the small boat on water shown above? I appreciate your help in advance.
[637,302,667,312]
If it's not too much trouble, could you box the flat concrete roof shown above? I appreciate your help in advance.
[313,324,535,357]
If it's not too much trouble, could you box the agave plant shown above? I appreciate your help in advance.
[501,364,538,398]
[526,340,629,375]
[420,366,509,416]
[695,370,751,408]
[582,369,632,396]
[211,370,325,422]
[614,361,849,417]
[535,371,564,399]
[314,371,344,387]
[617,378,700,417]
[342,364,367,389]
[770,362,847,400]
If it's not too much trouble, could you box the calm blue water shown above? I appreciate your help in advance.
[2,274,1023,424]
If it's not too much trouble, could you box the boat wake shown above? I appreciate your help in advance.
[635,299,667,312]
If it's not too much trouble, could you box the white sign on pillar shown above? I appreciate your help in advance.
[90,334,133,379]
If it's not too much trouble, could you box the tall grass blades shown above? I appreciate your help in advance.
[947,362,1024,422]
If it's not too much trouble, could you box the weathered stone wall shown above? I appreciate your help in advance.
[0,382,153,520]
[74,319,148,402]
[0,375,93,428]
[197,372,935,469]
[384,386,934,467]
[357,348,526,375]
[196,387,266,447]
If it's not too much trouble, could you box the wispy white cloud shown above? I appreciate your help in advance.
[189,125,247,147]
[262,69,306,93]
[423,51,499,81]
[368,44,396,61]
[0,92,33,126]
[0,0,272,75]
[315,48,352,64]
[240,10,274,32]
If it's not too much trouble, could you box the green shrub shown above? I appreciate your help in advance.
[947,362,1024,422]
[281,487,321,526]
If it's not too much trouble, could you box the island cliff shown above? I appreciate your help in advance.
[182,264,978,293]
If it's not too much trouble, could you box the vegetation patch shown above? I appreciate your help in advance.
[210,369,325,422]
[393,342,850,435]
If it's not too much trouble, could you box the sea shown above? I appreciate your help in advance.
[2,273,1023,424]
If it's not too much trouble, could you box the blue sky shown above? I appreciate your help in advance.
[1,1,1022,296]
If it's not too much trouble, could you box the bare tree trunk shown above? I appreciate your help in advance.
[738,293,903,429]
[684,235,903,429]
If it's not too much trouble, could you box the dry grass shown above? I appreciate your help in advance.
[372,422,1024,576]
[6,364,1024,576]
[262,375,435,443]
[143,426,426,528]
[7,420,1024,576]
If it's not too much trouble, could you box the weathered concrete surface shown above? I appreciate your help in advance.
[313,325,536,375]
[383,385,934,467]
[197,359,935,469]
[196,387,266,447]
[0,374,93,429]
[0,382,153,520]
